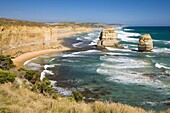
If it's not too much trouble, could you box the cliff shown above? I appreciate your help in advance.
[0,18,92,57]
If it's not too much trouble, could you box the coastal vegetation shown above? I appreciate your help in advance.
[0,18,49,27]
[1,82,159,113]
[0,18,119,28]
[0,70,16,84]
[54,22,114,28]
[0,18,94,28]
[0,55,15,70]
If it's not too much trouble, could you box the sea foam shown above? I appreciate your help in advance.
[84,36,91,40]
[153,48,170,53]
[106,47,133,52]
[100,55,147,68]
[24,57,38,66]
[115,29,141,43]
[96,54,168,87]
[44,64,58,70]
[97,67,165,88]
[40,69,54,81]
[76,37,82,41]
[70,50,101,55]
[124,28,135,31]
[155,63,170,70]
[72,42,84,48]
[53,87,72,96]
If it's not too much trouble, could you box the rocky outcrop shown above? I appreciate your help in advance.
[97,28,123,48]
[138,34,153,52]
[0,25,92,57]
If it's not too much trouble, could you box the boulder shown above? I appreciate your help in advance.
[97,28,123,48]
[138,34,153,52]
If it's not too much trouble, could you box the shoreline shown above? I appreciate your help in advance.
[12,30,93,68]
[12,46,71,68]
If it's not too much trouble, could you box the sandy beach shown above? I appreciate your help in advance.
[12,45,70,68]
[12,36,72,68]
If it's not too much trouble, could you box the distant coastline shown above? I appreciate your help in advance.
[0,18,122,68]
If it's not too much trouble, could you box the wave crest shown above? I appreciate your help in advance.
[155,63,170,70]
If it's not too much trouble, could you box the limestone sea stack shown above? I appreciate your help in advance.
[97,28,123,48]
[138,34,153,52]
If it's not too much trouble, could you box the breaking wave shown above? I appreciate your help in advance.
[106,47,134,52]
[72,42,84,48]
[153,48,170,53]
[40,69,54,80]
[124,28,135,31]
[155,63,170,70]
[72,50,101,55]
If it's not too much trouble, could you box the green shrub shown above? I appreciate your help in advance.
[52,94,60,100]
[19,68,53,95]
[19,68,40,84]
[0,55,15,70]
[42,77,51,85]
[67,97,76,103]
[72,90,83,102]
[31,84,38,92]
[20,69,54,95]
[0,70,16,84]
[31,77,54,95]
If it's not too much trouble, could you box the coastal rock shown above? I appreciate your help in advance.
[138,34,153,52]
[0,22,92,57]
[97,28,123,48]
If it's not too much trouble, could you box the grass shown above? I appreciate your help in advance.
[0,18,117,28]
[1,83,169,113]
[52,22,113,28]
[0,18,101,28]
[0,18,49,27]
[0,70,16,84]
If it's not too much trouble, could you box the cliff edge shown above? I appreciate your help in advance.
[0,18,92,57]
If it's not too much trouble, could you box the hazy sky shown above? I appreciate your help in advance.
[0,0,170,26]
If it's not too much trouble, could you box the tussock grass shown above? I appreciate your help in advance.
[0,18,99,28]
[0,18,49,27]
[1,83,169,113]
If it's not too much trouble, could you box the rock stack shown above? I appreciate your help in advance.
[138,34,153,52]
[97,28,123,48]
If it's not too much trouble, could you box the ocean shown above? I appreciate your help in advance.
[25,26,170,111]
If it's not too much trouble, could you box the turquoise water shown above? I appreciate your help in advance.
[25,27,170,111]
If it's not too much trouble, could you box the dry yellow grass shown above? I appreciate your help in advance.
[0,83,169,113]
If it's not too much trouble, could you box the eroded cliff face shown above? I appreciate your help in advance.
[97,28,123,49]
[138,34,153,52]
[0,25,92,57]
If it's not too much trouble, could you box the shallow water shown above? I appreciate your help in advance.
[25,26,170,111]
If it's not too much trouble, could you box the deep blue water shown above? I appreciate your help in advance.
[124,26,170,41]
[25,26,170,111]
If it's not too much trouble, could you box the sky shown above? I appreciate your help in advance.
[0,0,170,26]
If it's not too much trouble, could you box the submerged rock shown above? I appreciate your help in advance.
[138,34,153,52]
[97,28,123,49]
